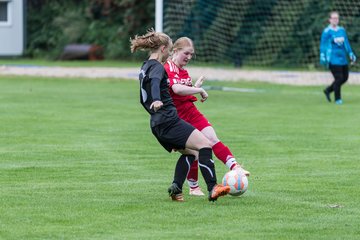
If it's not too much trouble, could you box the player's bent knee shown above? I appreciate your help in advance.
[208,138,220,147]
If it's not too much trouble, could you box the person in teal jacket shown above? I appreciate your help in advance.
[320,11,356,105]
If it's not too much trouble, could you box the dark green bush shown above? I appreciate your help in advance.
[26,0,154,60]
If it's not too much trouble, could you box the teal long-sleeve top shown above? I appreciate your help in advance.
[320,25,354,66]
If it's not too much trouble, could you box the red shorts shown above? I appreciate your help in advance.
[177,102,212,131]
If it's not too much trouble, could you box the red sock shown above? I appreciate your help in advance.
[213,141,234,164]
[186,159,199,188]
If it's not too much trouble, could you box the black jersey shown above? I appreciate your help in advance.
[139,59,178,127]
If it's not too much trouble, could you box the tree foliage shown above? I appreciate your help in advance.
[26,0,360,69]
[26,0,154,59]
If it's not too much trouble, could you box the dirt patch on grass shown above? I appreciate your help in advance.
[1,65,360,85]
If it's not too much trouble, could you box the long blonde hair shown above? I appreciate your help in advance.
[130,28,171,53]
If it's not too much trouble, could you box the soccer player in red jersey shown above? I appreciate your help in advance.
[164,37,250,196]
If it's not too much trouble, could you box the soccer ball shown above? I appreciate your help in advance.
[222,170,248,196]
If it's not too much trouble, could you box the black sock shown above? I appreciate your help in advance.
[173,154,195,190]
[198,148,217,191]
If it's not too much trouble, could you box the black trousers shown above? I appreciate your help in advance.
[326,64,349,101]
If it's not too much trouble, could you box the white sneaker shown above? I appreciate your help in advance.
[233,164,250,176]
[189,187,205,196]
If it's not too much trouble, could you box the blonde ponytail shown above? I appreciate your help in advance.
[130,28,171,53]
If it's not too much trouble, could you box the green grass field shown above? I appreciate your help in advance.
[1,75,360,239]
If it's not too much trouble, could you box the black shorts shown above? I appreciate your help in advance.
[151,118,196,152]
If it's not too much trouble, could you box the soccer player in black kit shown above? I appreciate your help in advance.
[130,29,230,202]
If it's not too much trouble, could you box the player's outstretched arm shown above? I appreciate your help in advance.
[172,84,208,98]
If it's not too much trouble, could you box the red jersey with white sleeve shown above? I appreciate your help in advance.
[164,60,211,131]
